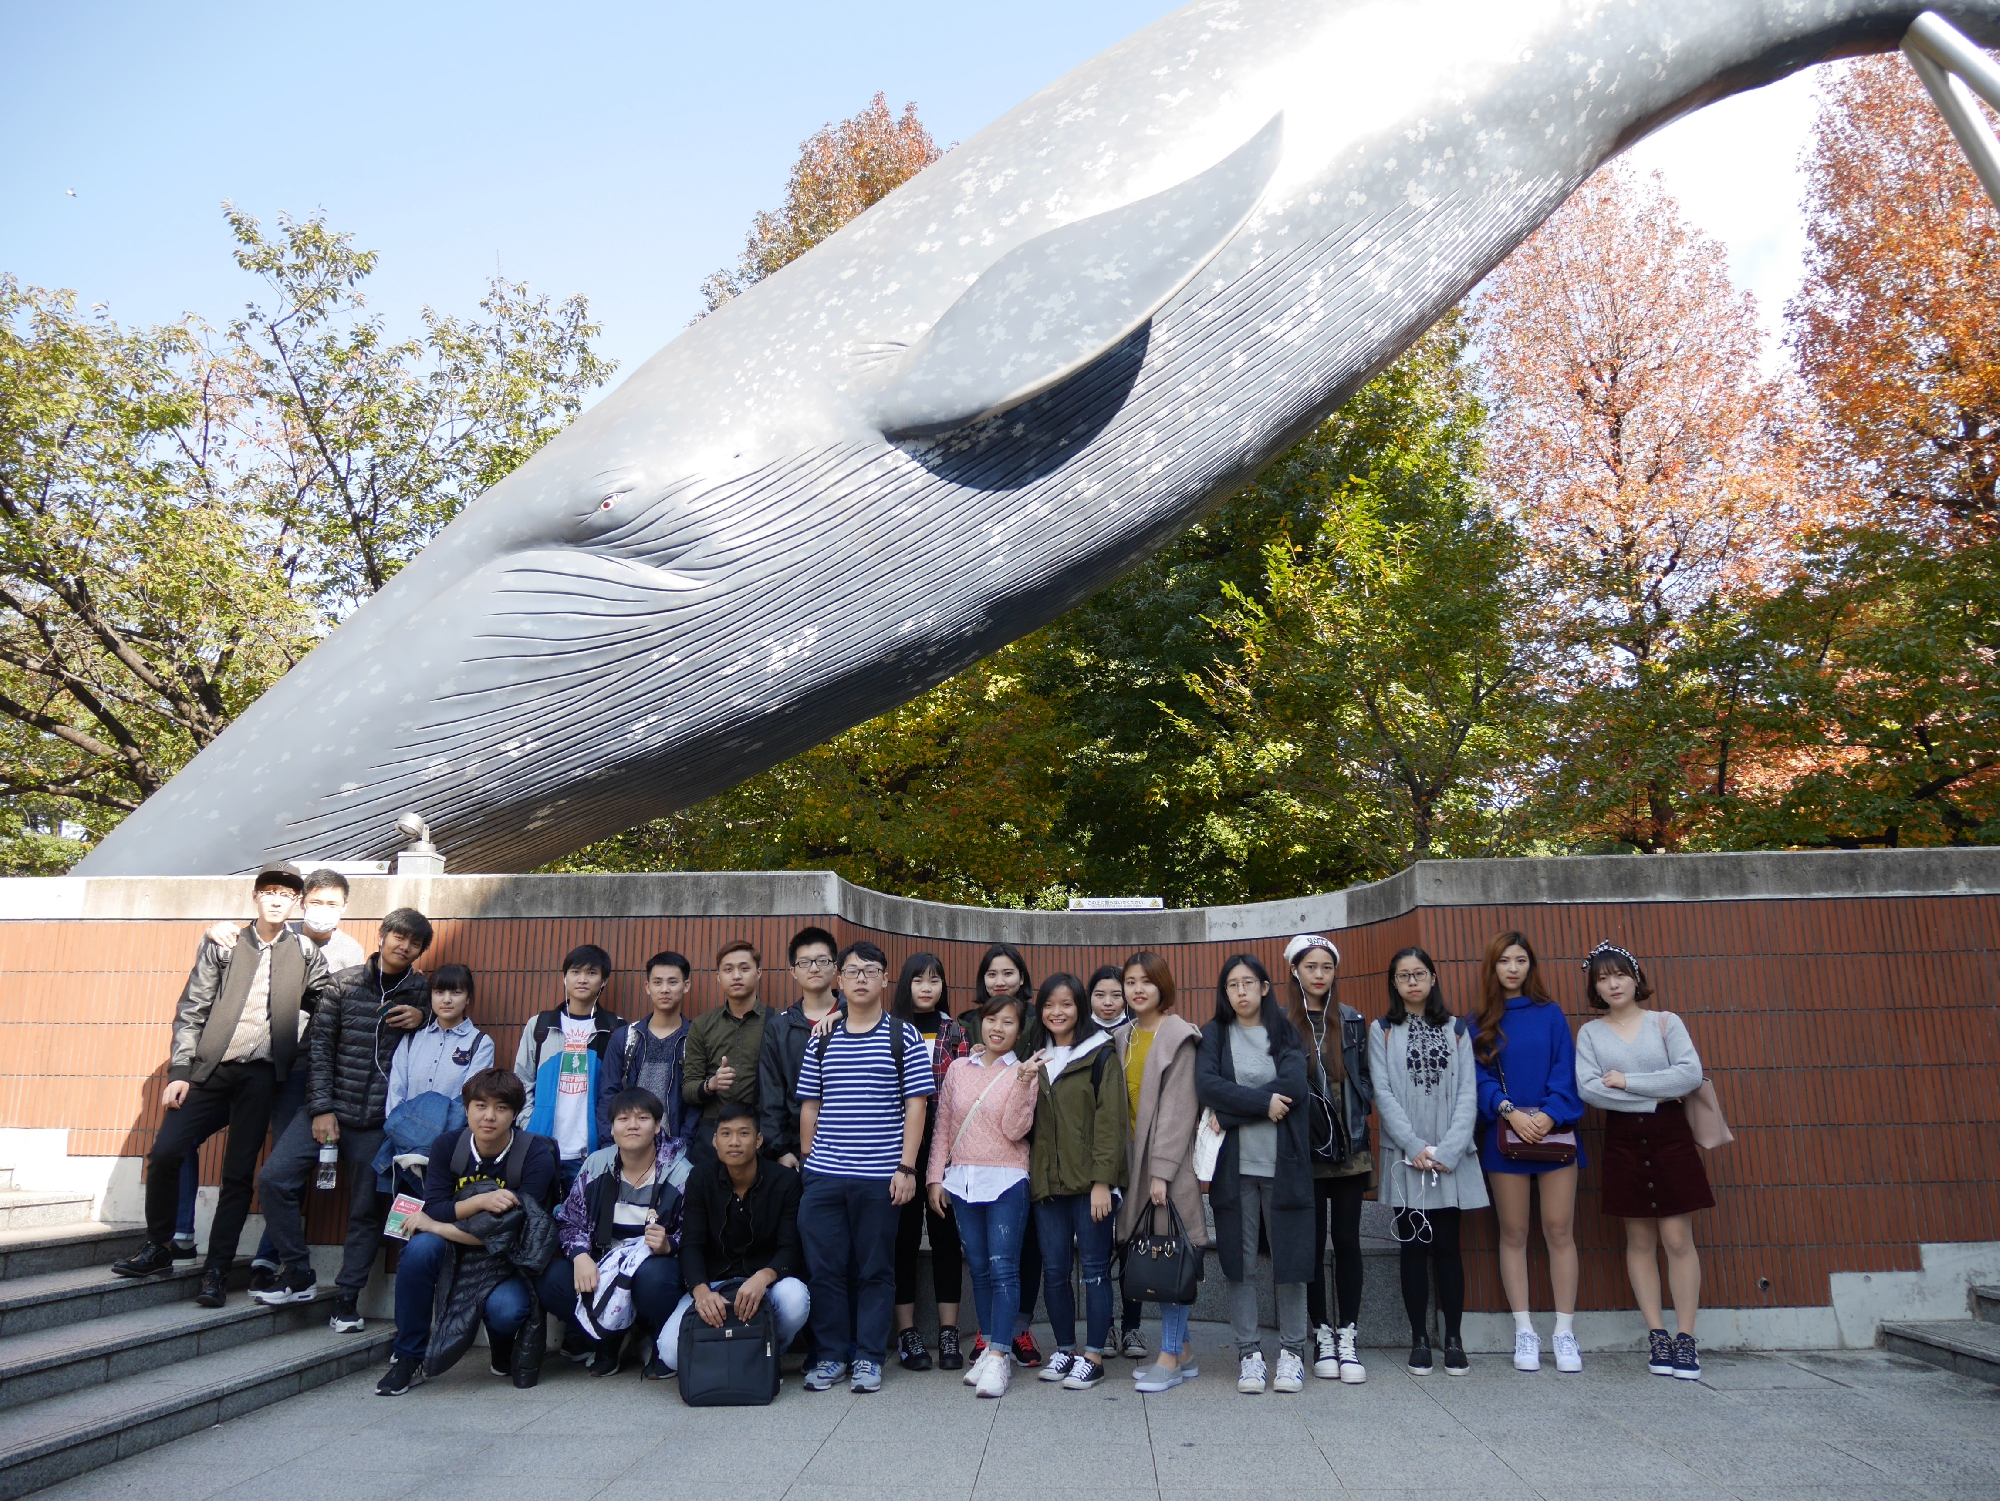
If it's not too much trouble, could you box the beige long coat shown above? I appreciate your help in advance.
[1113,1012,1208,1247]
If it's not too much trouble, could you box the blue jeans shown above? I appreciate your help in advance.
[538,1251,684,1341]
[175,1062,310,1256]
[1157,1301,1190,1356]
[798,1172,900,1366]
[952,1182,1030,1346]
[1035,1193,1115,1355]
[391,1231,533,1362]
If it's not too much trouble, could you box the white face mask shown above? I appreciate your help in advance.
[300,907,342,935]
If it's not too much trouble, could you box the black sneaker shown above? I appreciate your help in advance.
[1407,1335,1433,1375]
[1011,1330,1043,1368]
[589,1334,625,1377]
[249,1266,277,1296]
[110,1243,175,1279]
[897,1328,933,1371]
[1647,1328,1675,1376]
[376,1356,424,1396]
[1062,1356,1107,1390]
[251,1265,316,1306]
[170,1236,198,1260]
[937,1327,964,1370]
[642,1355,671,1380]
[194,1266,228,1308]
[1672,1333,1702,1381]
[489,1333,516,1377]
[329,1292,364,1332]
[557,1332,593,1364]
[1443,1337,1469,1376]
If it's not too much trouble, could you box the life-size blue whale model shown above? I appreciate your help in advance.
[79,1,2000,876]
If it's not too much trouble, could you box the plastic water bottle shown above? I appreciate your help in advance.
[316,1141,339,1190]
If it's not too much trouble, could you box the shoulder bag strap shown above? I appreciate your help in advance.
[948,1063,1014,1160]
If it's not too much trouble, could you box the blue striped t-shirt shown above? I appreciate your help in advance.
[795,1013,935,1179]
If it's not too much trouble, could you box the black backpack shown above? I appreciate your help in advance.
[807,1014,909,1093]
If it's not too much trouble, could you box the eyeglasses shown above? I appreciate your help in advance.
[793,957,836,972]
[1392,969,1432,984]
[840,964,885,981]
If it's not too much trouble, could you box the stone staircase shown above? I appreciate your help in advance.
[0,1172,393,1500]
[1879,1282,2000,1386]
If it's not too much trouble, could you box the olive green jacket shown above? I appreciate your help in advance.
[1028,1031,1128,1200]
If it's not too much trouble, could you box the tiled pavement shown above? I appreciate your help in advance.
[29,1326,2000,1501]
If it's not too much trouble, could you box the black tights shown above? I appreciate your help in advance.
[893,1192,963,1307]
[1395,1206,1464,1342]
[1308,1174,1368,1329]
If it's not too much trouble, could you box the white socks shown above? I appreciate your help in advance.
[1513,1311,1535,1335]
[1555,1312,1576,1337]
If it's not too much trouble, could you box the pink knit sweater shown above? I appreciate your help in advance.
[926,1054,1039,1184]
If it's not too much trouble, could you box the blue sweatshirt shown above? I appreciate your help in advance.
[1472,996,1586,1175]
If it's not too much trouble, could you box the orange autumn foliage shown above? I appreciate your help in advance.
[1790,55,2000,535]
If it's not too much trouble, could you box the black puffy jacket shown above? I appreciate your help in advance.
[307,957,431,1128]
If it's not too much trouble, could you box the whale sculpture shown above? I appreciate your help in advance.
[78,0,2000,876]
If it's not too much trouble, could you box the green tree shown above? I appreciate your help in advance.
[0,277,310,865]
[0,212,615,868]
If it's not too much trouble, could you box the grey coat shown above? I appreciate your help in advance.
[1368,1016,1489,1212]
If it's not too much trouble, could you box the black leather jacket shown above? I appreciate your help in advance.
[307,957,431,1129]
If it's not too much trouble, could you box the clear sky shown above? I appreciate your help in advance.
[4,1,1840,387]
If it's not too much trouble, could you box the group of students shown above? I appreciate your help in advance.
[112,859,1718,1400]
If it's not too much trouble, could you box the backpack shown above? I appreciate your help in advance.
[447,1128,535,1197]
[531,1008,616,1062]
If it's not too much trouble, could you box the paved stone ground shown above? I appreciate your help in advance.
[34,1327,2000,1501]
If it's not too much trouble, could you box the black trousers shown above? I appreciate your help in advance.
[1395,1206,1465,1341]
[256,1111,387,1291]
[893,1192,964,1309]
[1308,1173,1369,1329]
[146,1061,278,1270]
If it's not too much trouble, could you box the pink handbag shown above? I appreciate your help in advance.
[1658,1014,1733,1150]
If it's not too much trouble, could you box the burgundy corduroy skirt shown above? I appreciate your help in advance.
[1599,1101,1714,1219]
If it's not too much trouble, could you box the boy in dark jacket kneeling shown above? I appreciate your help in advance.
[659,1103,810,1378]
[377,1068,559,1396]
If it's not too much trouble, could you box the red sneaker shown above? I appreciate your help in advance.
[1011,1330,1043,1368]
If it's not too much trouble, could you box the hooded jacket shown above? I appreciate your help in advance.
[1028,1030,1128,1200]
[1113,1013,1208,1247]
[307,956,433,1129]
[514,1005,623,1151]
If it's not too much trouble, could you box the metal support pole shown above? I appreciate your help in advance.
[1904,11,2000,212]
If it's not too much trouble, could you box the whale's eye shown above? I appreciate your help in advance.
[598,498,616,511]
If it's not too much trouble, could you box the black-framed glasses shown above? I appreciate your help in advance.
[840,963,885,981]
[793,957,836,971]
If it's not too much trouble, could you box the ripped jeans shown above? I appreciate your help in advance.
[1035,1192,1116,1356]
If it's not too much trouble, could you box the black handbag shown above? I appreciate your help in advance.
[1118,1199,1203,1306]
[677,1281,781,1407]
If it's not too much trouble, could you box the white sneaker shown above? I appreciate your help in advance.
[963,1342,986,1385]
[974,1348,1011,1398]
[1553,1330,1583,1373]
[1336,1323,1367,1384]
[1513,1329,1542,1372]
[1272,1349,1305,1393]
[1237,1351,1267,1394]
[1039,1349,1074,1383]
[1312,1324,1339,1379]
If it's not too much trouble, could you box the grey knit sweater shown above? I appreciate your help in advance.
[1575,1011,1703,1114]
[1367,1017,1489,1211]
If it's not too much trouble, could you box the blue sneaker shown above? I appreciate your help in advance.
[850,1358,883,1393]
[804,1360,847,1392]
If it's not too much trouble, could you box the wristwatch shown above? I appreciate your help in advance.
[893,1165,916,1178]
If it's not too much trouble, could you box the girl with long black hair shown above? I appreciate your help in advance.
[1281,933,1373,1383]
[1368,946,1486,1376]
[1197,954,1314,1395]
[889,952,972,1371]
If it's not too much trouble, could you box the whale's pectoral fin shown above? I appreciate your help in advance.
[869,112,1284,439]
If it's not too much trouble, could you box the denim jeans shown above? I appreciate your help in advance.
[255,1112,387,1291]
[1035,1192,1116,1355]
[1158,1301,1191,1355]
[390,1230,533,1361]
[798,1172,901,1365]
[537,1250,684,1342]
[951,1181,1031,1346]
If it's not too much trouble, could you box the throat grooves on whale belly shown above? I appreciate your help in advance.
[280,175,1562,873]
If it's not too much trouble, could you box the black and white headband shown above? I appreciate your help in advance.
[1583,941,1644,982]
